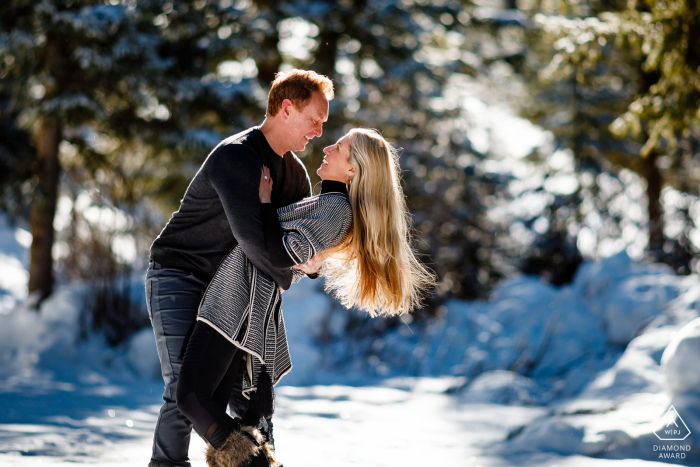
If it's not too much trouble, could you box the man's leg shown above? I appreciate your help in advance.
[146,263,207,467]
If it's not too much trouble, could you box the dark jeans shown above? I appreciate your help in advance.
[177,321,244,449]
[146,262,248,467]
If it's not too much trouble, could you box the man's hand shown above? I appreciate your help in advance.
[259,165,273,203]
[292,254,323,275]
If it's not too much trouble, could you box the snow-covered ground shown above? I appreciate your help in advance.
[0,376,672,467]
[1,212,699,466]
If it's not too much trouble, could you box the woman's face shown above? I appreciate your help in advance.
[317,134,355,182]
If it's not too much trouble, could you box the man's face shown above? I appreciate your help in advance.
[286,91,329,152]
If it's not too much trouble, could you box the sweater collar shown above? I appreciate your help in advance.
[320,180,348,196]
[254,126,286,159]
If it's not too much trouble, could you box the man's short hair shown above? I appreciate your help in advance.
[266,69,334,117]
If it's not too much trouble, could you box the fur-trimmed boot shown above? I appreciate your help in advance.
[205,425,280,467]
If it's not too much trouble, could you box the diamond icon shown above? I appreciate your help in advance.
[654,406,691,441]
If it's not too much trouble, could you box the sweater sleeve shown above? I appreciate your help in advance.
[208,146,293,290]
[261,202,322,280]
[280,196,352,266]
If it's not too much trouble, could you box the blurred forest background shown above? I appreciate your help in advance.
[1,0,699,342]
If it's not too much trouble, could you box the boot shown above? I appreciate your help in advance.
[205,425,280,467]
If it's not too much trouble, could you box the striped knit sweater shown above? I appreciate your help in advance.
[197,183,352,397]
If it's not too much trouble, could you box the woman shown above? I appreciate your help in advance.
[176,129,435,467]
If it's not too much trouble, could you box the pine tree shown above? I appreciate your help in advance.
[527,0,700,262]
[0,0,265,302]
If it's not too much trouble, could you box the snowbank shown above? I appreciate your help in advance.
[499,273,700,464]
[662,317,700,395]
[0,278,160,389]
[458,370,544,405]
[317,251,684,398]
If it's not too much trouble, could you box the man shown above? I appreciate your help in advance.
[146,69,333,467]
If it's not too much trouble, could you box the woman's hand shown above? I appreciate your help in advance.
[293,253,323,275]
[259,165,273,203]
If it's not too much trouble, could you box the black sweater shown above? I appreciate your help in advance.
[149,127,312,289]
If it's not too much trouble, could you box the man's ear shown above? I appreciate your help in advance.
[280,99,294,119]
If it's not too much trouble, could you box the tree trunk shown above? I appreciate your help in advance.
[253,1,281,86]
[28,116,61,305]
[643,150,664,257]
[313,29,340,80]
[256,30,282,85]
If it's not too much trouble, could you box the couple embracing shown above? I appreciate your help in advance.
[146,69,434,467]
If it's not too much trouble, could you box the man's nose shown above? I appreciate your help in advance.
[315,122,323,137]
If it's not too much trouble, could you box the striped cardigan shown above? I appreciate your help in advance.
[197,185,352,397]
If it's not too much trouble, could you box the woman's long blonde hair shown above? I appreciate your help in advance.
[322,128,436,317]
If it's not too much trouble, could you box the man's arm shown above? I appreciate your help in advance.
[208,145,293,289]
[261,203,297,269]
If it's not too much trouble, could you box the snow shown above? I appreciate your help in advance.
[1,213,699,466]
[458,370,544,405]
[662,318,700,396]
[126,328,161,380]
[0,215,30,310]
[490,278,700,464]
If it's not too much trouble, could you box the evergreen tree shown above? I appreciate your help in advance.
[526,0,700,264]
[0,0,264,302]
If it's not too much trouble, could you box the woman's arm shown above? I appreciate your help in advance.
[259,166,298,269]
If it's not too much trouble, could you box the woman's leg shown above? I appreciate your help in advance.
[177,321,244,449]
